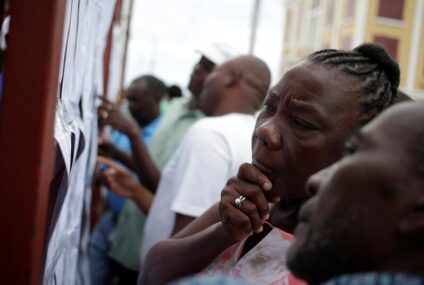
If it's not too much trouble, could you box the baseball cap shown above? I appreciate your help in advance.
[196,43,241,65]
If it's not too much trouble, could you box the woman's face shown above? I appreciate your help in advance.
[252,62,361,200]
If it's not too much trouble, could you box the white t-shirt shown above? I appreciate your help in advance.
[140,113,255,264]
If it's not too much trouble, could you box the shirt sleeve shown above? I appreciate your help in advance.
[170,123,231,217]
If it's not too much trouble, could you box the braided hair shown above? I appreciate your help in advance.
[307,43,400,124]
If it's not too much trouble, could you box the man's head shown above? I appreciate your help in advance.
[126,75,167,127]
[188,43,240,98]
[197,55,271,116]
[286,102,424,284]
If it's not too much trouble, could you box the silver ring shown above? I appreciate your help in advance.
[235,195,246,208]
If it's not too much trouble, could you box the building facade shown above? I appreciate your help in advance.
[281,0,424,99]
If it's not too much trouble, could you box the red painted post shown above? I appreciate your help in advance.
[0,0,66,283]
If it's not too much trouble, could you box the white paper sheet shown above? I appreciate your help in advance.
[44,0,118,284]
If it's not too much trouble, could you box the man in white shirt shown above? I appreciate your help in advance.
[140,55,271,265]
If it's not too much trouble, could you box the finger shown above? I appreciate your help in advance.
[235,198,264,233]
[98,137,109,145]
[221,204,254,236]
[105,172,133,198]
[224,179,270,220]
[98,95,113,107]
[99,109,110,121]
[270,197,280,204]
[238,163,272,191]
[97,156,123,171]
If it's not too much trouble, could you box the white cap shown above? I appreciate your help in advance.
[196,43,241,65]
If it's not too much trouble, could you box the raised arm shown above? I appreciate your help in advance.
[98,139,137,172]
[99,101,160,192]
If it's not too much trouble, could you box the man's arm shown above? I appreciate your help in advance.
[130,181,154,214]
[99,102,161,192]
[98,156,154,214]
[127,129,161,192]
[98,139,137,172]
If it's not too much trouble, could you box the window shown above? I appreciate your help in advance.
[312,0,320,9]
[326,0,336,26]
[285,9,292,42]
[308,0,322,49]
[374,36,399,60]
[377,0,404,20]
[341,36,352,50]
[297,4,304,40]
[345,0,355,20]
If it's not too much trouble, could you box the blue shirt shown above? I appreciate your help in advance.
[106,116,161,213]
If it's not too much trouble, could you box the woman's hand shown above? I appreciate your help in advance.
[219,163,276,242]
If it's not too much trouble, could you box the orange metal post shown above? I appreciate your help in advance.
[0,0,66,284]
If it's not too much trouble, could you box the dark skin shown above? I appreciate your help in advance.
[287,103,424,284]
[187,56,215,101]
[126,80,162,127]
[140,62,367,285]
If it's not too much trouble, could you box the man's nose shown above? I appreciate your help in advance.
[306,167,332,197]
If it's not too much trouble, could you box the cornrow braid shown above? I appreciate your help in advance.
[307,43,400,124]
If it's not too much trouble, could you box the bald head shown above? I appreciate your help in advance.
[198,55,271,116]
[377,102,424,180]
[229,55,271,102]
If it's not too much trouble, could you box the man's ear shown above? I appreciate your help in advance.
[398,194,424,239]
[225,68,242,87]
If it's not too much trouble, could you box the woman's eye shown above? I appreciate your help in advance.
[293,118,317,130]
[343,141,357,156]
[263,103,276,114]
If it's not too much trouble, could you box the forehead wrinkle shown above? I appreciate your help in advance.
[290,99,328,121]
[285,64,326,97]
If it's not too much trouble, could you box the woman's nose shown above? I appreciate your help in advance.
[254,120,282,150]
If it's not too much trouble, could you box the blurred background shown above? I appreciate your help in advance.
[125,0,284,87]
[125,0,424,99]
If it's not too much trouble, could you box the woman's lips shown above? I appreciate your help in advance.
[252,159,276,179]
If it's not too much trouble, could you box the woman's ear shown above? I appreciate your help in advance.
[398,195,424,240]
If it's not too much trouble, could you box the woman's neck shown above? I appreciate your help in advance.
[269,199,303,234]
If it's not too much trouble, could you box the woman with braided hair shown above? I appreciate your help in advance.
[138,43,402,285]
